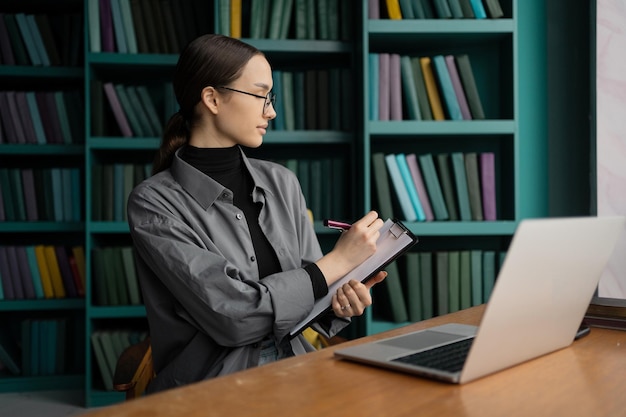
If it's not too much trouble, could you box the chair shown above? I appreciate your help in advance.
[113,336,155,400]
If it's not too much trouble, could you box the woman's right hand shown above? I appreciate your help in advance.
[315,211,384,286]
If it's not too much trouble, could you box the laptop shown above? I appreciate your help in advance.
[334,216,626,384]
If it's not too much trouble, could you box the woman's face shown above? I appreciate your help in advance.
[213,54,277,148]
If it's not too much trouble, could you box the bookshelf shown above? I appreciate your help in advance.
[0,0,549,407]
[360,0,547,335]
[0,0,86,394]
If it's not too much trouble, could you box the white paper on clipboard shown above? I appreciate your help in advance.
[290,219,418,337]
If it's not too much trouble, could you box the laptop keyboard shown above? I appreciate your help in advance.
[391,337,474,373]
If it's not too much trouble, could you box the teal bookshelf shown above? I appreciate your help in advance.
[358,0,548,335]
[0,0,86,395]
[1,0,549,408]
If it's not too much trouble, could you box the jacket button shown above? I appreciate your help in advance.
[236,213,243,220]
[250,256,256,262]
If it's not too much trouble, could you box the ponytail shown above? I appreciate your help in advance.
[152,112,188,175]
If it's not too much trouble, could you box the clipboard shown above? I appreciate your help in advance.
[290,218,418,338]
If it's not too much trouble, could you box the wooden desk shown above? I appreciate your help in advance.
[84,306,626,417]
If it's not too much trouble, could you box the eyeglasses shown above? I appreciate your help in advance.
[216,86,276,115]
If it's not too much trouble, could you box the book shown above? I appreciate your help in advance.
[435,153,459,221]
[469,0,487,18]
[34,245,54,298]
[378,53,390,120]
[6,91,27,144]
[100,0,115,52]
[103,82,133,137]
[395,153,426,221]
[482,250,496,301]
[410,57,432,120]
[368,53,379,120]
[129,0,148,52]
[0,13,15,65]
[6,246,25,299]
[406,153,434,221]
[417,153,449,220]
[115,84,144,136]
[88,0,101,52]
[0,246,15,299]
[160,0,180,53]
[119,0,138,53]
[385,153,417,222]
[419,57,445,120]
[91,331,114,391]
[432,55,463,120]
[15,13,42,66]
[231,0,243,38]
[483,0,503,18]
[24,246,44,299]
[458,0,475,17]
[447,251,460,313]
[71,246,86,292]
[447,0,464,18]
[121,246,142,305]
[450,152,472,221]
[91,249,109,306]
[21,168,39,221]
[25,91,47,144]
[385,0,403,19]
[55,246,78,298]
[389,53,403,120]
[445,55,472,119]
[400,55,421,120]
[419,252,433,319]
[136,86,162,136]
[480,152,497,220]
[464,152,484,220]
[404,252,422,322]
[26,14,50,66]
[459,250,471,309]
[4,13,30,65]
[371,153,395,220]
[455,54,485,119]
[43,245,66,298]
[432,0,452,18]
[470,249,483,305]
[435,251,449,315]
[9,168,26,221]
[398,0,414,18]
[15,245,36,299]
[54,91,73,144]
[125,86,154,136]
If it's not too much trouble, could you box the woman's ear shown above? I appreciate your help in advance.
[200,86,219,115]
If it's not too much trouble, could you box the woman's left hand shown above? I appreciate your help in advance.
[331,271,388,318]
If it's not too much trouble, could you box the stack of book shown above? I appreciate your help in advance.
[0,167,82,222]
[92,162,152,221]
[275,157,347,221]
[369,0,504,19]
[372,151,496,223]
[0,90,84,145]
[369,53,485,122]
[0,245,86,300]
[0,317,74,377]
[269,68,353,132]
[220,0,353,41]
[97,81,168,138]
[88,0,213,54]
[0,12,82,66]
[91,246,143,307]
[373,249,506,323]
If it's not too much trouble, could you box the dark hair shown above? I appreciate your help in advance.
[152,34,262,174]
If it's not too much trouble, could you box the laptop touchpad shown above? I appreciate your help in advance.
[379,330,465,351]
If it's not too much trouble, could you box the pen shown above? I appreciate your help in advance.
[323,219,352,231]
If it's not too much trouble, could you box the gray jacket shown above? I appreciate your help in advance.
[127,146,348,392]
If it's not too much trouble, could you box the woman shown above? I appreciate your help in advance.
[127,34,386,393]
